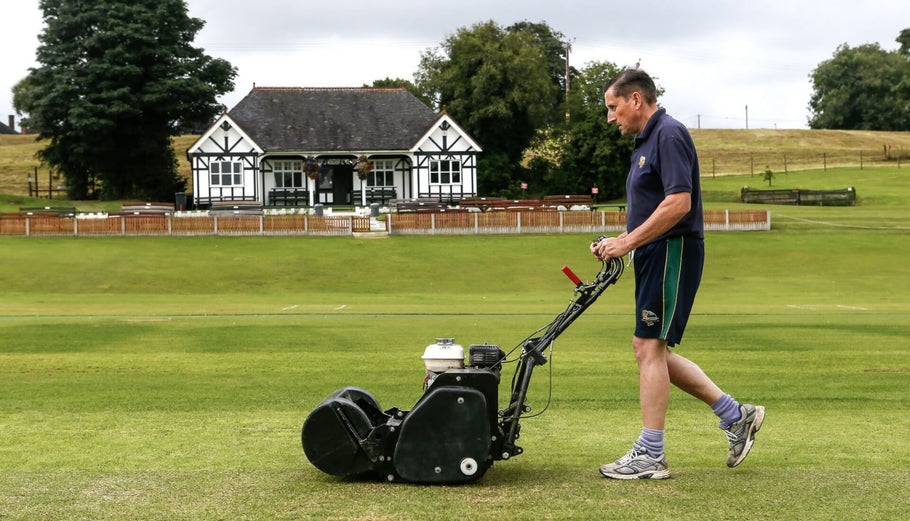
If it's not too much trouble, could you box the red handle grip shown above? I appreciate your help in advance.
[562,265,582,286]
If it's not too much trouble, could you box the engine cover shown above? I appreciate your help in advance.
[393,386,491,483]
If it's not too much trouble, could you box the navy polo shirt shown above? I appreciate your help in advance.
[626,108,704,241]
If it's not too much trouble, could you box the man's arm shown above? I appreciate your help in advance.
[592,192,690,260]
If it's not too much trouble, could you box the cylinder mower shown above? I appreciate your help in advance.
[301,249,623,484]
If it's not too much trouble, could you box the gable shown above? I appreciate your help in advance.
[411,113,482,154]
[188,113,263,156]
[227,87,438,153]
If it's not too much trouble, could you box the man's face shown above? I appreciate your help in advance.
[604,87,640,136]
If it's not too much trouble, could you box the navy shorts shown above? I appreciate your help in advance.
[633,235,704,347]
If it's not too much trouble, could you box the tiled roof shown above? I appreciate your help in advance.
[227,87,438,153]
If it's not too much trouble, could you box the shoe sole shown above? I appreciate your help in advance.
[728,405,765,468]
[599,467,671,480]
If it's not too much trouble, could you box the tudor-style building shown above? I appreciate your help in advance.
[187,87,481,208]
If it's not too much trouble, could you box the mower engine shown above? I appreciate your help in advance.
[302,253,623,484]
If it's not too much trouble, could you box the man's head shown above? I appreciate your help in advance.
[603,69,659,136]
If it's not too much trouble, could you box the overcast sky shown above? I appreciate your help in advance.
[2,0,909,131]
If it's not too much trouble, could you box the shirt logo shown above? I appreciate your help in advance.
[641,310,660,327]
[638,155,646,168]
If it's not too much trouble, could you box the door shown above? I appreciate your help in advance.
[333,165,353,205]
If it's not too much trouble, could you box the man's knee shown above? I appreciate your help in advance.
[632,336,668,365]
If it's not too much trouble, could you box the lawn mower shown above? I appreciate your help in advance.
[301,244,623,484]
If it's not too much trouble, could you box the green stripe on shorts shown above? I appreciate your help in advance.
[661,236,684,340]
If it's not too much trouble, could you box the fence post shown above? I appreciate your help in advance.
[824,152,827,172]
[73,217,78,236]
[860,150,863,170]
[25,217,30,237]
[121,216,126,236]
[559,211,564,233]
[750,154,754,176]
[784,154,788,174]
[474,213,479,234]
[259,215,264,234]
[725,209,730,230]
[517,212,522,234]
[168,216,172,236]
[431,213,436,233]
[214,215,219,235]
[712,158,716,178]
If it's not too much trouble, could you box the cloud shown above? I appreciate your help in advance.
[2,0,909,130]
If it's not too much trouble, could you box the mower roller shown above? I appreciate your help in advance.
[301,246,623,484]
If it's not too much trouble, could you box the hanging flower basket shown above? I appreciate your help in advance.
[354,155,372,180]
[305,156,320,180]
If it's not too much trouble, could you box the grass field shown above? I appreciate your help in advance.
[1,129,909,519]
[1,161,909,519]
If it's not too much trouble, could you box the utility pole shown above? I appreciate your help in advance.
[565,41,570,127]
[745,105,749,129]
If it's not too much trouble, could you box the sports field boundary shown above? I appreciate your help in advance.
[0,209,770,237]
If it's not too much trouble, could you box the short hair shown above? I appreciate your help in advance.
[604,69,657,105]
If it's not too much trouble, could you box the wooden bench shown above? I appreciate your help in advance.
[489,199,546,211]
[19,206,77,217]
[209,201,264,216]
[120,202,175,215]
[393,200,449,213]
[590,203,627,211]
[359,187,397,204]
[458,197,506,211]
[543,194,594,208]
[269,188,309,206]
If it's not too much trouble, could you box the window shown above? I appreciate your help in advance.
[210,161,242,186]
[430,159,461,185]
[272,160,303,188]
[367,159,395,187]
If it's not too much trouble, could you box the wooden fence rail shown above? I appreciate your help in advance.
[0,210,770,237]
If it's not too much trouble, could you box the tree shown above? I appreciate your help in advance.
[366,77,432,107]
[761,166,775,187]
[16,0,236,200]
[415,20,559,195]
[808,33,910,130]
[556,61,634,200]
[506,20,574,128]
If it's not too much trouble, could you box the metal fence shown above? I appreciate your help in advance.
[700,148,908,177]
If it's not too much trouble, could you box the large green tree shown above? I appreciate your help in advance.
[16,0,236,200]
[555,61,633,200]
[808,30,910,130]
[415,20,559,195]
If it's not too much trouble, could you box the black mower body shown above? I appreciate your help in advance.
[302,368,503,483]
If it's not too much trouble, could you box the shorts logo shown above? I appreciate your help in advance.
[638,155,646,168]
[641,310,660,327]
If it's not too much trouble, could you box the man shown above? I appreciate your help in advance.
[591,69,764,480]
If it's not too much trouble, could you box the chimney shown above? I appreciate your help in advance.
[7,115,13,132]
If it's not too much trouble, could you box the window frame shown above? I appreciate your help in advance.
[429,159,461,185]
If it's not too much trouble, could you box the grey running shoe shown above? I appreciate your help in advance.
[599,443,670,480]
[723,404,765,468]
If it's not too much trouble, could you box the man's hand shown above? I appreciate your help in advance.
[591,235,631,260]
